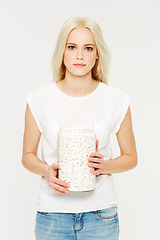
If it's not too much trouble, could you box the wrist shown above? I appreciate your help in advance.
[102,159,112,175]
[43,163,50,178]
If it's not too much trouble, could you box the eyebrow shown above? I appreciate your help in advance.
[67,43,95,46]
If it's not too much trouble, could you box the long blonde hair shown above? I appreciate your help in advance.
[50,17,111,85]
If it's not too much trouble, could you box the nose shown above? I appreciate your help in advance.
[76,49,84,60]
[77,57,83,60]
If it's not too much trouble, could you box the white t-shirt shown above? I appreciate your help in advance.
[26,81,130,213]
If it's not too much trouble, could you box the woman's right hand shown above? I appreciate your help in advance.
[46,163,70,194]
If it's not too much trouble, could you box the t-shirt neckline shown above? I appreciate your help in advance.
[53,81,101,100]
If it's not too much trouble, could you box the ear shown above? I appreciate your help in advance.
[96,50,99,60]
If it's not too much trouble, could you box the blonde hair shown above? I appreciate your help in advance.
[50,16,111,85]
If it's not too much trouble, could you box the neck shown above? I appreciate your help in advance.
[61,70,97,96]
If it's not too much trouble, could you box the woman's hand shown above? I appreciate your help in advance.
[46,163,70,194]
[87,139,107,176]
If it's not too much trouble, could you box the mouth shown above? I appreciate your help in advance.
[73,64,86,68]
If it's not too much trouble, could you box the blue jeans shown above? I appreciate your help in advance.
[34,205,119,239]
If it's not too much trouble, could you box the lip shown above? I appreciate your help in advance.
[73,64,86,67]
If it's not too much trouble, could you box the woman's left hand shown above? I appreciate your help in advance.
[87,139,106,176]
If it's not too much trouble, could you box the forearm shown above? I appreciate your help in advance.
[102,154,138,174]
[22,153,49,177]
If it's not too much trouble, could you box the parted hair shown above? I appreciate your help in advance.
[50,16,111,85]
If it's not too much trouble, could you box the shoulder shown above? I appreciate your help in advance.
[26,82,57,113]
[27,82,55,102]
[99,81,129,102]
[28,82,54,96]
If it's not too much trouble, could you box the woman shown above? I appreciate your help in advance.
[22,16,138,240]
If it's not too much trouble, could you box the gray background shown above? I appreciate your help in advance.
[0,0,159,239]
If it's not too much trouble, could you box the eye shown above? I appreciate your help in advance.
[86,47,93,51]
[68,45,75,50]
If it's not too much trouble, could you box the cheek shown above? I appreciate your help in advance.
[87,52,97,64]
[63,50,72,64]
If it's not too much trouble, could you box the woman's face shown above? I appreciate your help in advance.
[63,26,98,77]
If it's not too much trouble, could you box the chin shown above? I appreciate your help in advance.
[69,70,90,76]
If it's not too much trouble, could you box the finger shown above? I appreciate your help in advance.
[53,177,70,188]
[90,152,104,158]
[52,187,65,194]
[52,187,66,194]
[96,139,98,151]
[88,157,102,163]
[91,169,101,176]
[88,162,103,169]
[53,188,67,195]
[51,182,70,193]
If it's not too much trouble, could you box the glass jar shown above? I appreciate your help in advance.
[58,124,96,192]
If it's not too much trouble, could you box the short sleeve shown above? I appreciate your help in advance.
[27,92,43,133]
[112,93,130,134]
